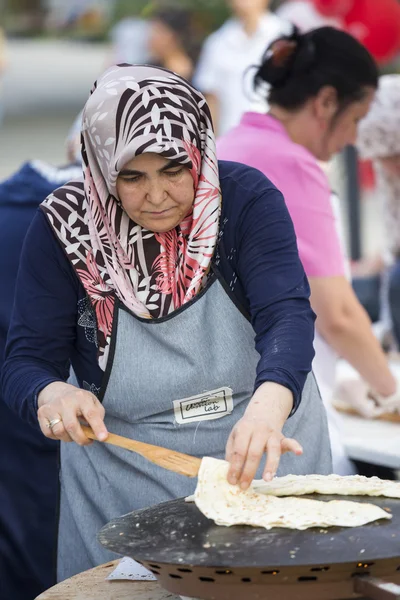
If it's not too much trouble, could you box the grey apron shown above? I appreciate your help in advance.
[57,276,332,581]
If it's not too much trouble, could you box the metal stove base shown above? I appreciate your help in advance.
[141,559,400,600]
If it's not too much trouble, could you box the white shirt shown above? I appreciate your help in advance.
[193,13,291,136]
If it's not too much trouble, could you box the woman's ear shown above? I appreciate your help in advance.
[313,86,338,127]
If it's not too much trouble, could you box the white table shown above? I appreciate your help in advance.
[338,412,400,469]
[335,360,400,470]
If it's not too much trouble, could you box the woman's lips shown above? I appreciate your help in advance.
[146,208,174,218]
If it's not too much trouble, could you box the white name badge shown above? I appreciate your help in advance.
[173,387,233,424]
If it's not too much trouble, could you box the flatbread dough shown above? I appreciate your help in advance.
[193,458,392,530]
[186,461,400,502]
[251,472,400,498]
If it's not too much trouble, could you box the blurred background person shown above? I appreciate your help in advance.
[108,16,150,65]
[194,0,291,136]
[147,5,202,82]
[0,116,82,600]
[356,75,400,352]
[217,26,399,475]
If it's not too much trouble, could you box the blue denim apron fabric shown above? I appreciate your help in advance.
[57,277,331,581]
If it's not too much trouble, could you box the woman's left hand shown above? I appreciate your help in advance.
[225,382,303,490]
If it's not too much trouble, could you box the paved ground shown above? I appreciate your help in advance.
[0,113,77,178]
[2,38,109,117]
[0,38,109,177]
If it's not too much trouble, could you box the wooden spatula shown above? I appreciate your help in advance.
[81,425,201,477]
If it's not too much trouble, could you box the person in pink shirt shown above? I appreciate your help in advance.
[218,26,398,475]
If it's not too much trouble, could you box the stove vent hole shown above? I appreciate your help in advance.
[149,569,160,575]
[199,576,215,582]
[215,570,233,575]
[177,568,193,573]
[242,578,252,583]
[355,562,374,569]
[261,570,280,575]
[298,576,318,582]
[169,574,183,579]
[149,564,161,569]
[311,566,330,572]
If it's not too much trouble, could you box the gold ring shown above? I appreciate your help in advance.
[47,418,62,429]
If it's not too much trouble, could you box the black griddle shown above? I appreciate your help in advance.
[98,494,400,600]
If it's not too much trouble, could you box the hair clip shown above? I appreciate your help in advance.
[270,39,298,68]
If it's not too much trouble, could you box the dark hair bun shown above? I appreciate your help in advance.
[253,26,378,112]
[255,27,315,89]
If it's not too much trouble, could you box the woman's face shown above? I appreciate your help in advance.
[313,87,376,162]
[148,20,177,60]
[116,153,195,232]
[228,0,270,18]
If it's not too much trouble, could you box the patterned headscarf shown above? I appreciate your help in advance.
[357,75,400,160]
[42,65,221,369]
[357,75,400,263]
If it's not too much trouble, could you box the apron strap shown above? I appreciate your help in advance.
[211,261,250,323]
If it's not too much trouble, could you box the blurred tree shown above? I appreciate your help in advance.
[112,0,229,33]
[4,0,47,33]
[4,0,45,17]
[5,0,43,9]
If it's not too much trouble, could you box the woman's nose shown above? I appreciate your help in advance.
[146,182,166,206]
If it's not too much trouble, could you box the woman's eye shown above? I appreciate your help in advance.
[165,168,183,178]
[122,175,141,183]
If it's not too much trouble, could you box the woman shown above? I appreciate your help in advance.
[357,75,400,350]
[1,65,330,581]
[217,26,398,475]
[148,6,200,81]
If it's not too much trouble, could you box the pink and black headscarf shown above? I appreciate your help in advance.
[357,75,400,264]
[42,64,221,369]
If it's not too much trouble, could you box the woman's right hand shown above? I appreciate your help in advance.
[37,381,108,445]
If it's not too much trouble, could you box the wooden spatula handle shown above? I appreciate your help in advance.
[80,425,201,477]
[81,425,164,454]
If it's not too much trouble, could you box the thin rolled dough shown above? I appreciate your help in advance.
[251,472,400,498]
[193,458,392,530]
[186,460,400,501]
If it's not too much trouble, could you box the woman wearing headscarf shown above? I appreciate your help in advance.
[357,75,400,350]
[217,27,398,474]
[2,65,330,581]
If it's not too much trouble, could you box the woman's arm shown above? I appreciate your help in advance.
[2,210,88,426]
[226,381,303,488]
[310,275,396,396]
[220,173,315,487]
[235,185,316,408]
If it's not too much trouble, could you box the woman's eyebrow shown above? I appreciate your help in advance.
[119,160,182,177]
[159,160,182,172]
[119,168,143,176]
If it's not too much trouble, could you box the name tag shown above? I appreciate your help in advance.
[173,387,233,424]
